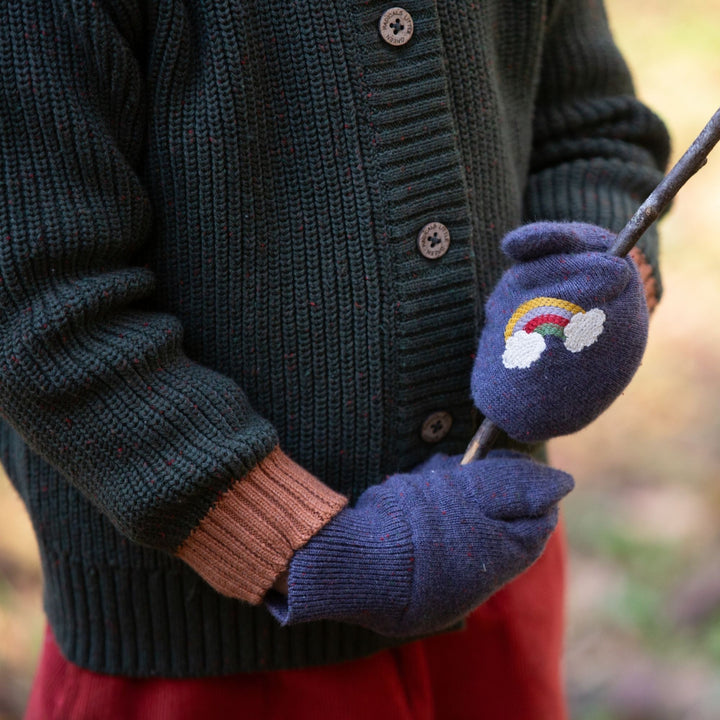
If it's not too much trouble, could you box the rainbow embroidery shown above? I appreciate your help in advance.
[502,296,606,369]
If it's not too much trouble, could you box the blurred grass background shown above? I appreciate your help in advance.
[1,1,720,718]
[553,0,720,718]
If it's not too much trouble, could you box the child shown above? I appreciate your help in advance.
[0,1,668,718]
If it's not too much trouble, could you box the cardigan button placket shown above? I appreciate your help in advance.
[420,411,453,443]
[359,1,476,462]
[378,8,414,46]
[417,222,451,260]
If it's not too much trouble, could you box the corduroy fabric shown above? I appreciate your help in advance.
[0,0,669,675]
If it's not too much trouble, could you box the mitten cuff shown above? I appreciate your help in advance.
[176,447,348,603]
[266,491,415,634]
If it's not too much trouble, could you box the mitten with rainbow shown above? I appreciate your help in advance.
[471,222,649,443]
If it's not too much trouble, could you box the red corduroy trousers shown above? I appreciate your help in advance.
[25,525,567,720]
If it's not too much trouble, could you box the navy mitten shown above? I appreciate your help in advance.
[472,222,649,442]
[266,451,573,637]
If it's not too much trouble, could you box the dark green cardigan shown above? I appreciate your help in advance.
[0,0,668,676]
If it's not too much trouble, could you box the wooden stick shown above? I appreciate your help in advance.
[609,107,720,257]
[461,107,720,465]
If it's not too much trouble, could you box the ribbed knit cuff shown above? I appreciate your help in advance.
[176,448,348,604]
[630,246,659,313]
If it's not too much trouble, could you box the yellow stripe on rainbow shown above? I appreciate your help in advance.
[504,297,585,341]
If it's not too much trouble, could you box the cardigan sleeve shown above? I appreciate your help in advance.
[524,0,671,301]
[0,1,346,604]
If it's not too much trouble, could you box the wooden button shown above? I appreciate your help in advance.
[421,411,453,443]
[417,222,451,259]
[379,8,414,46]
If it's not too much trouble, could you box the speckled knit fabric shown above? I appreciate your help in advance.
[0,0,668,676]
[472,222,649,442]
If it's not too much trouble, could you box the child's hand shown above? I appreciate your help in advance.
[265,451,573,637]
[471,222,649,442]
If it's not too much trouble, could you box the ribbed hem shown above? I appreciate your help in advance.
[41,552,414,677]
[176,448,348,603]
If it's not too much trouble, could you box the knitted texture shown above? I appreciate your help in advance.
[630,246,660,312]
[267,451,573,637]
[471,222,648,442]
[177,448,348,603]
[0,0,668,675]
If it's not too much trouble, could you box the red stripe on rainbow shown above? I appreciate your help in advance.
[523,314,571,334]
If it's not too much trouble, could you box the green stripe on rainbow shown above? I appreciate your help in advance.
[504,296,585,341]
[534,323,566,339]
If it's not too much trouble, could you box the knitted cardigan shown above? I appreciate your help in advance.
[0,0,668,676]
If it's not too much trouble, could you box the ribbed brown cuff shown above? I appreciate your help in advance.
[176,447,348,604]
[630,246,659,313]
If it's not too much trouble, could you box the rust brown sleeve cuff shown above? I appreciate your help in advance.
[630,246,659,313]
[175,447,348,604]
